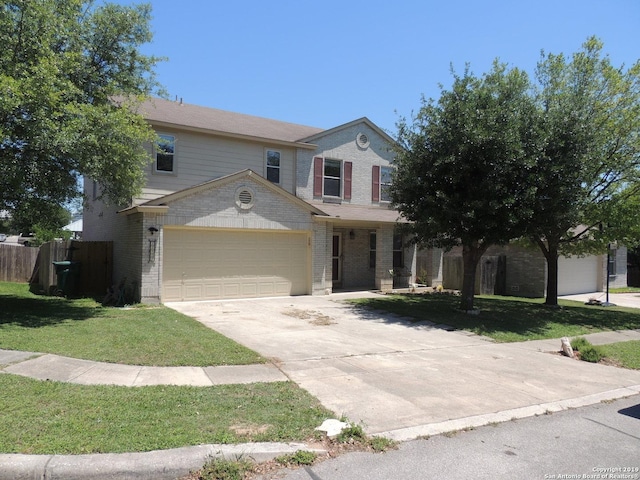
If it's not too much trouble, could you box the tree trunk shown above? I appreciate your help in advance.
[460,242,488,311]
[535,237,560,306]
[544,242,560,306]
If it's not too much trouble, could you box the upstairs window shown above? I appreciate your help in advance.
[155,134,175,173]
[373,165,393,202]
[323,158,342,197]
[314,157,351,199]
[380,166,393,202]
[266,149,280,184]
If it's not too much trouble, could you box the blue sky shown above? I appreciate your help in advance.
[122,0,638,134]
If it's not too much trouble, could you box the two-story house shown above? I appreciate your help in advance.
[84,98,436,303]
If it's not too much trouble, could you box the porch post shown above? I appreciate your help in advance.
[375,225,393,292]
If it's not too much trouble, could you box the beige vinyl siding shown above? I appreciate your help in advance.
[137,129,296,204]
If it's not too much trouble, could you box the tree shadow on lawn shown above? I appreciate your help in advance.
[0,293,101,329]
[349,294,640,339]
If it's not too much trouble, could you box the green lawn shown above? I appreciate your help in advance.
[0,282,262,366]
[609,287,640,293]
[3,282,637,455]
[0,375,332,454]
[0,282,335,454]
[349,293,640,343]
[598,340,640,369]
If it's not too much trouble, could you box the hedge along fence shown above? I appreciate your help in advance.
[0,240,113,298]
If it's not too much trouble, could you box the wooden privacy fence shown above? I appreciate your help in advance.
[35,240,113,297]
[443,254,506,295]
[0,243,39,283]
[0,240,112,297]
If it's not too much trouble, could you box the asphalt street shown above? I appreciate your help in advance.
[263,395,640,480]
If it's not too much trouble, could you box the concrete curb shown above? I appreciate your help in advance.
[5,387,638,479]
[377,385,640,442]
[0,442,327,480]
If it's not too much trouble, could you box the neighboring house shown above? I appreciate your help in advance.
[84,98,439,303]
[63,217,83,240]
[442,244,627,297]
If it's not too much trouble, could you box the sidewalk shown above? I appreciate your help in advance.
[0,350,288,386]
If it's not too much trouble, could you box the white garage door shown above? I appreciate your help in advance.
[557,255,599,296]
[163,228,309,302]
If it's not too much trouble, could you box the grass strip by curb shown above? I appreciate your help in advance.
[0,375,333,455]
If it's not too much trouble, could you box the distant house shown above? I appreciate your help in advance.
[63,218,83,240]
[442,244,627,297]
[83,98,441,303]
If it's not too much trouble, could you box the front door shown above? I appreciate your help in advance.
[332,233,342,286]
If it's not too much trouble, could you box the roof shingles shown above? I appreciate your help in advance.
[139,97,324,144]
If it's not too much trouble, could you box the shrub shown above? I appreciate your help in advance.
[570,337,591,352]
[579,345,604,363]
[571,337,604,363]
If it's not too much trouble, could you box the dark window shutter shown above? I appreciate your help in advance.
[372,165,380,202]
[344,161,352,199]
[313,157,323,196]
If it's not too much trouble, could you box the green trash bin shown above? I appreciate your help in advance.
[52,261,81,296]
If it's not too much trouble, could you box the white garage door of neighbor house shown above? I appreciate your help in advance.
[557,255,599,296]
[163,229,309,302]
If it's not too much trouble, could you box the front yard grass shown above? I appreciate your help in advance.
[0,282,335,455]
[0,375,332,454]
[0,282,262,366]
[609,287,640,293]
[597,340,640,369]
[349,293,640,343]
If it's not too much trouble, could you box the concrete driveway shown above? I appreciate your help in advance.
[167,292,640,440]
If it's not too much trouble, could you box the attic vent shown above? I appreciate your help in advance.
[239,190,252,204]
[235,186,256,210]
[356,132,370,149]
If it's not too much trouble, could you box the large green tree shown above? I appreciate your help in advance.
[530,37,640,306]
[0,0,162,217]
[391,62,538,311]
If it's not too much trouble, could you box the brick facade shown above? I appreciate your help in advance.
[442,243,627,298]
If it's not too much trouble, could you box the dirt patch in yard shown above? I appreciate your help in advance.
[229,424,271,436]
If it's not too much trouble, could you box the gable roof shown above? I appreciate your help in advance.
[299,117,397,145]
[138,98,324,148]
[119,169,328,216]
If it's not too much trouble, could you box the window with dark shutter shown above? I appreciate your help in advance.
[372,165,380,202]
[344,161,352,199]
[313,157,323,197]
